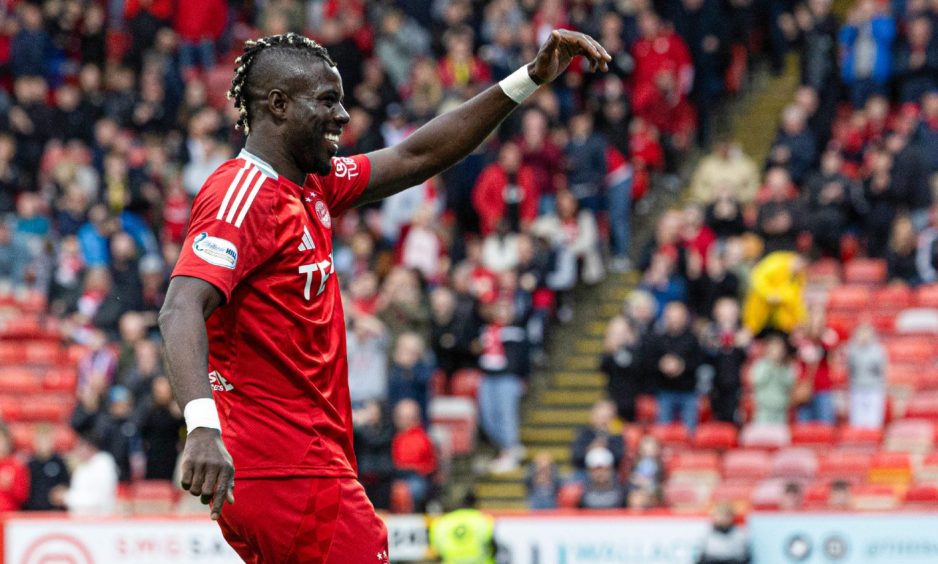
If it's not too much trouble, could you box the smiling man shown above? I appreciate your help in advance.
[159,31,610,563]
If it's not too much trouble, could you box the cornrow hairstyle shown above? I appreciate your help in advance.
[227,32,336,135]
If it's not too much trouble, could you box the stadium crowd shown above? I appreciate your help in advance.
[519,0,938,512]
[0,0,756,515]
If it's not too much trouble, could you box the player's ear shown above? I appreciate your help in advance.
[267,89,289,122]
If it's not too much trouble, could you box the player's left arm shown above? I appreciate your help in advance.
[357,29,611,205]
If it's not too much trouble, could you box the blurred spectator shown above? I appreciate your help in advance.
[691,140,759,205]
[137,376,183,480]
[525,451,560,510]
[387,332,433,425]
[887,132,932,231]
[687,244,740,319]
[628,435,665,503]
[803,149,864,257]
[478,300,529,473]
[580,447,626,510]
[756,168,802,253]
[792,309,839,424]
[472,141,539,237]
[571,400,626,480]
[767,105,817,184]
[828,479,852,509]
[24,425,69,511]
[517,108,564,214]
[647,302,703,432]
[429,287,479,388]
[391,399,437,510]
[0,220,31,288]
[779,481,804,510]
[838,0,896,107]
[601,317,645,421]
[697,503,751,564]
[347,313,390,407]
[705,187,748,241]
[895,16,938,103]
[60,434,118,515]
[606,147,634,272]
[10,4,52,78]
[429,493,495,564]
[639,251,688,316]
[887,215,921,284]
[354,400,395,511]
[375,8,431,90]
[0,422,29,512]
[173,0,226,73]
[624,289,658,338]
[743,251,807,336]
[700,298,751,423]
[846,324,887,429]
[565,112,607,212]
[752,334,795,424]
[863,147,899,257]
[70,385,141,483]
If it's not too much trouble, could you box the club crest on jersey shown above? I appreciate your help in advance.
[314,200,332,229]
[193,232,238,269]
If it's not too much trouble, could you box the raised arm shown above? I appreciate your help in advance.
[357,30,611,205]
[158,275,234,520]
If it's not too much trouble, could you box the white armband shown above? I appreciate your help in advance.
[499,66,540,104]
[184,398,222,435]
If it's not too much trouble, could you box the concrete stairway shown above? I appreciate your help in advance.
[473,270,638,510]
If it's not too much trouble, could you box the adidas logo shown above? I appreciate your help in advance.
[297,225,315,252]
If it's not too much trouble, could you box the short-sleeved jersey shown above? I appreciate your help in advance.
[172,149,371,479]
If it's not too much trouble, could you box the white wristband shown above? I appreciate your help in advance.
[184,398,222,435]
[499,66,540,104]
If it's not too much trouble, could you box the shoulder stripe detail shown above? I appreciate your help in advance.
[216,161,252,221]
[225,166,260,223]
[234,173,267,228]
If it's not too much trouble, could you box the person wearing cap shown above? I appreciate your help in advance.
[580,446,625,509]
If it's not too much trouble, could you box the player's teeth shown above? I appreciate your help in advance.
[324,133,339,143]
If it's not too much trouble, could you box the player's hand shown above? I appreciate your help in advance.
[180,427,235,520]
[528,29,611,85]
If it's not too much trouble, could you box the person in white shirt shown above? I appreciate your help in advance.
[59,435,118,515]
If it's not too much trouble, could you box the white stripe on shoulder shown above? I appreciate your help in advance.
[225,166,260,223]
[234,172,268,228]
[238,149,279,180]
[216,161,251,220]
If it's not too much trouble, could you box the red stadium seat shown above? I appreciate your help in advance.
[0,342,25,364]
[905,391,938,421]
[740,424,791,449]
[663,481,710,510]
[904,484,938,507]
[827,285,872,311]
[806,259,842,286]
[43,368,78,392]
[636,395,657,424]
[711,481,755,510]
[650,424,691,449]
[917,453,938,484]
[915,284,938,308]
[885,419,934,453]
[722,449,771,482]
[17,290,47,314]
[852,484,900,510]
[895,308,938,335]
[0,369,42,394]
[868,452,913,487]
[885,337,936,365]
[53,425,76,452]
[693,422,738,450]
[873,285,913,310]
[772,448,819,480]
[428,397,477,456]
[887,364,931,392]
[790,423,836,448]
[667,451,720,486]
[818,450,872,484]
[130,481,178,515]
[844,259,887,285]
[24,341,63,366]
[802,481,831,508]
[837,426,884,450]
[8,423,34,451]
[750,478,787,510]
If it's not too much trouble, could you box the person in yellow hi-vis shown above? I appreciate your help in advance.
[743,251,807,336]
[429,495,496,564]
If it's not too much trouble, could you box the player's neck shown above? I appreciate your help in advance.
[243,139,305,187]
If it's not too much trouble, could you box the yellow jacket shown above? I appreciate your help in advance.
[744,251,806,333]
[429,509,495,564]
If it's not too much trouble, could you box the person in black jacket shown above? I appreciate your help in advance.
[477,299,530,473]
[24,424,69,511]
[70,385,141,483]
[646,302,704,432]
[353,400,395,510]
[700,298,751,423]
[600,316,645,421]
[687,245,740,320]
[803,149,865,257]
[137,376,183,480]
[570,400,627,481]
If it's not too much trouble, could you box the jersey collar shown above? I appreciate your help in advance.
[238,149,279,180]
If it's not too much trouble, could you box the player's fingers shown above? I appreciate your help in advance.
[200,466,220,505]
[574,34,603,62]
[188,462,206,497]
[587,37,611,70]
[210,469,231,520]
[180,459,194,491]
[547,29,561,50]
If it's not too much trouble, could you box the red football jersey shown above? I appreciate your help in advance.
[172,149,370,479]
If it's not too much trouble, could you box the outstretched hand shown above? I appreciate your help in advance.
[180,427,235,520]
[528,29,612,85]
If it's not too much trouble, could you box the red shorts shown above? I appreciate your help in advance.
[217,477,389,563]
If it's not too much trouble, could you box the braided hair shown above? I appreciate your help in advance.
[227,33,335,135]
